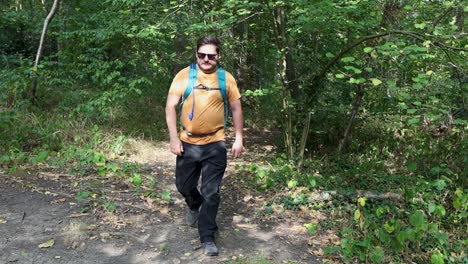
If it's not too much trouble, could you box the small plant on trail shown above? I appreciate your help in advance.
[237,156,318,192]
[127,173,142,188]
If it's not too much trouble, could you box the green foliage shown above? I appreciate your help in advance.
[238,156,318,192]
[1,1,466,262]
[128,173,142,188]
[161,190,172,203]
[319,173,467,263]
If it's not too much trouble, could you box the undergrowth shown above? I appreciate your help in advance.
[0,108,171,214]
[235,125,466,263]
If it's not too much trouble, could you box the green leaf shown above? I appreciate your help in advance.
[363,47,373,53]
[308,178,316,188]
[435,205,446,217]
[370,248,384,263]
[384,222,395,233]
[76,191,91,202]
[323,246,340,254]
[129,173,142,187]
[409,210,426,230]
[407,162,417,172]
[349,78,366,84]
[408,118,420,125]
[162,191,171,202]
[38,239,55,248]
[431,250,444,264]
[287,179,298,188]
[415,23,426,29]
[344,66,362,74]
[358,197,367,207]
[335,73,345,79]
[305,223,316,235]
[354,209,361,221]
[376,207,386,217]
[341,56,355,62]
[434,232,448,245]
[370,78,382,86]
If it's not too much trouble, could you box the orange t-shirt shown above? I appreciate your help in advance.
[169,65,241,145]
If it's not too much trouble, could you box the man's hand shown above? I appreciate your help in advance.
[231,139,243,159]
[170,137,184,156]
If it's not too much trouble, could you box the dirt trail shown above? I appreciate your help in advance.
[0,130,321,264]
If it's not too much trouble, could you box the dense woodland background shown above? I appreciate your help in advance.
[1,0,466,263]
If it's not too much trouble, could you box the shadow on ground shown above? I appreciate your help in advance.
[0,129,321,264]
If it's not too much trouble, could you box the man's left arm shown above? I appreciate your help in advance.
[229,99,243,158]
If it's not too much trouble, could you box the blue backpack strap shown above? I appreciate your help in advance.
[217,67,228,128]
[178,63,198,121]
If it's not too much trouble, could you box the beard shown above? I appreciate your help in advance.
[197,61,217,73]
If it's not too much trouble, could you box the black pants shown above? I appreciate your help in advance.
[175,141,227,243]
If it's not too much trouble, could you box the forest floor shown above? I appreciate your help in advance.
[0,129,323,264]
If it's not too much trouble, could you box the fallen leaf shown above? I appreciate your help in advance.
[85,224,98,230]
[51,198,66,204]
[290,225,306,233]
[299,205,310,213]
[0,216,6,224]
[159,207,170,214]
[145,197,154,206]
[309,239,321,245]
[311,248,324,256]
[38,239,55,248]
[100,232,111,239]
[232,215,244,224]
[243,195,253,202]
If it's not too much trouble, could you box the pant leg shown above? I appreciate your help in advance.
[175,142,203,211]
[198,141,227,243]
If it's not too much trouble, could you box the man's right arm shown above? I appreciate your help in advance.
[165,94,184,155]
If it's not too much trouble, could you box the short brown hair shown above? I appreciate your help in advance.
[196,36,221,54]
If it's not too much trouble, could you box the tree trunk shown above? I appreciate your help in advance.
[31,0,60,101]
[455,3,464,32]
[338,85,364,152]
[269,4,297,159]
[298,112,312,168]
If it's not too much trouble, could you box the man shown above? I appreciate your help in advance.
[165,36,243,256]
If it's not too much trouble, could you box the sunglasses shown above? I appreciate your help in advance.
[197,52,217,60]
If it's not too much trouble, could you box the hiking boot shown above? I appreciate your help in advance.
[186,208,199,227]
[203,242,219,256]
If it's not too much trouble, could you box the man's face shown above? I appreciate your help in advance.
[196,44,219,73]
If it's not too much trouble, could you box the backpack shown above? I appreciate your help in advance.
[178,63,228,128]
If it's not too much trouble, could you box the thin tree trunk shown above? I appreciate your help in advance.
[31,0,60,101]
[298,112,312,168]
[338,85,364,152]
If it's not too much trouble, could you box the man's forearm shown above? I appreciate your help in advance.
[231,106,243,142]
[165,107,179,140]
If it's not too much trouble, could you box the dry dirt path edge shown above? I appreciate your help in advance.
[0,132,322,264]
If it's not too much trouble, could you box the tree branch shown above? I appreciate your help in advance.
[312,30,468,86]
[31,0,60,100]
